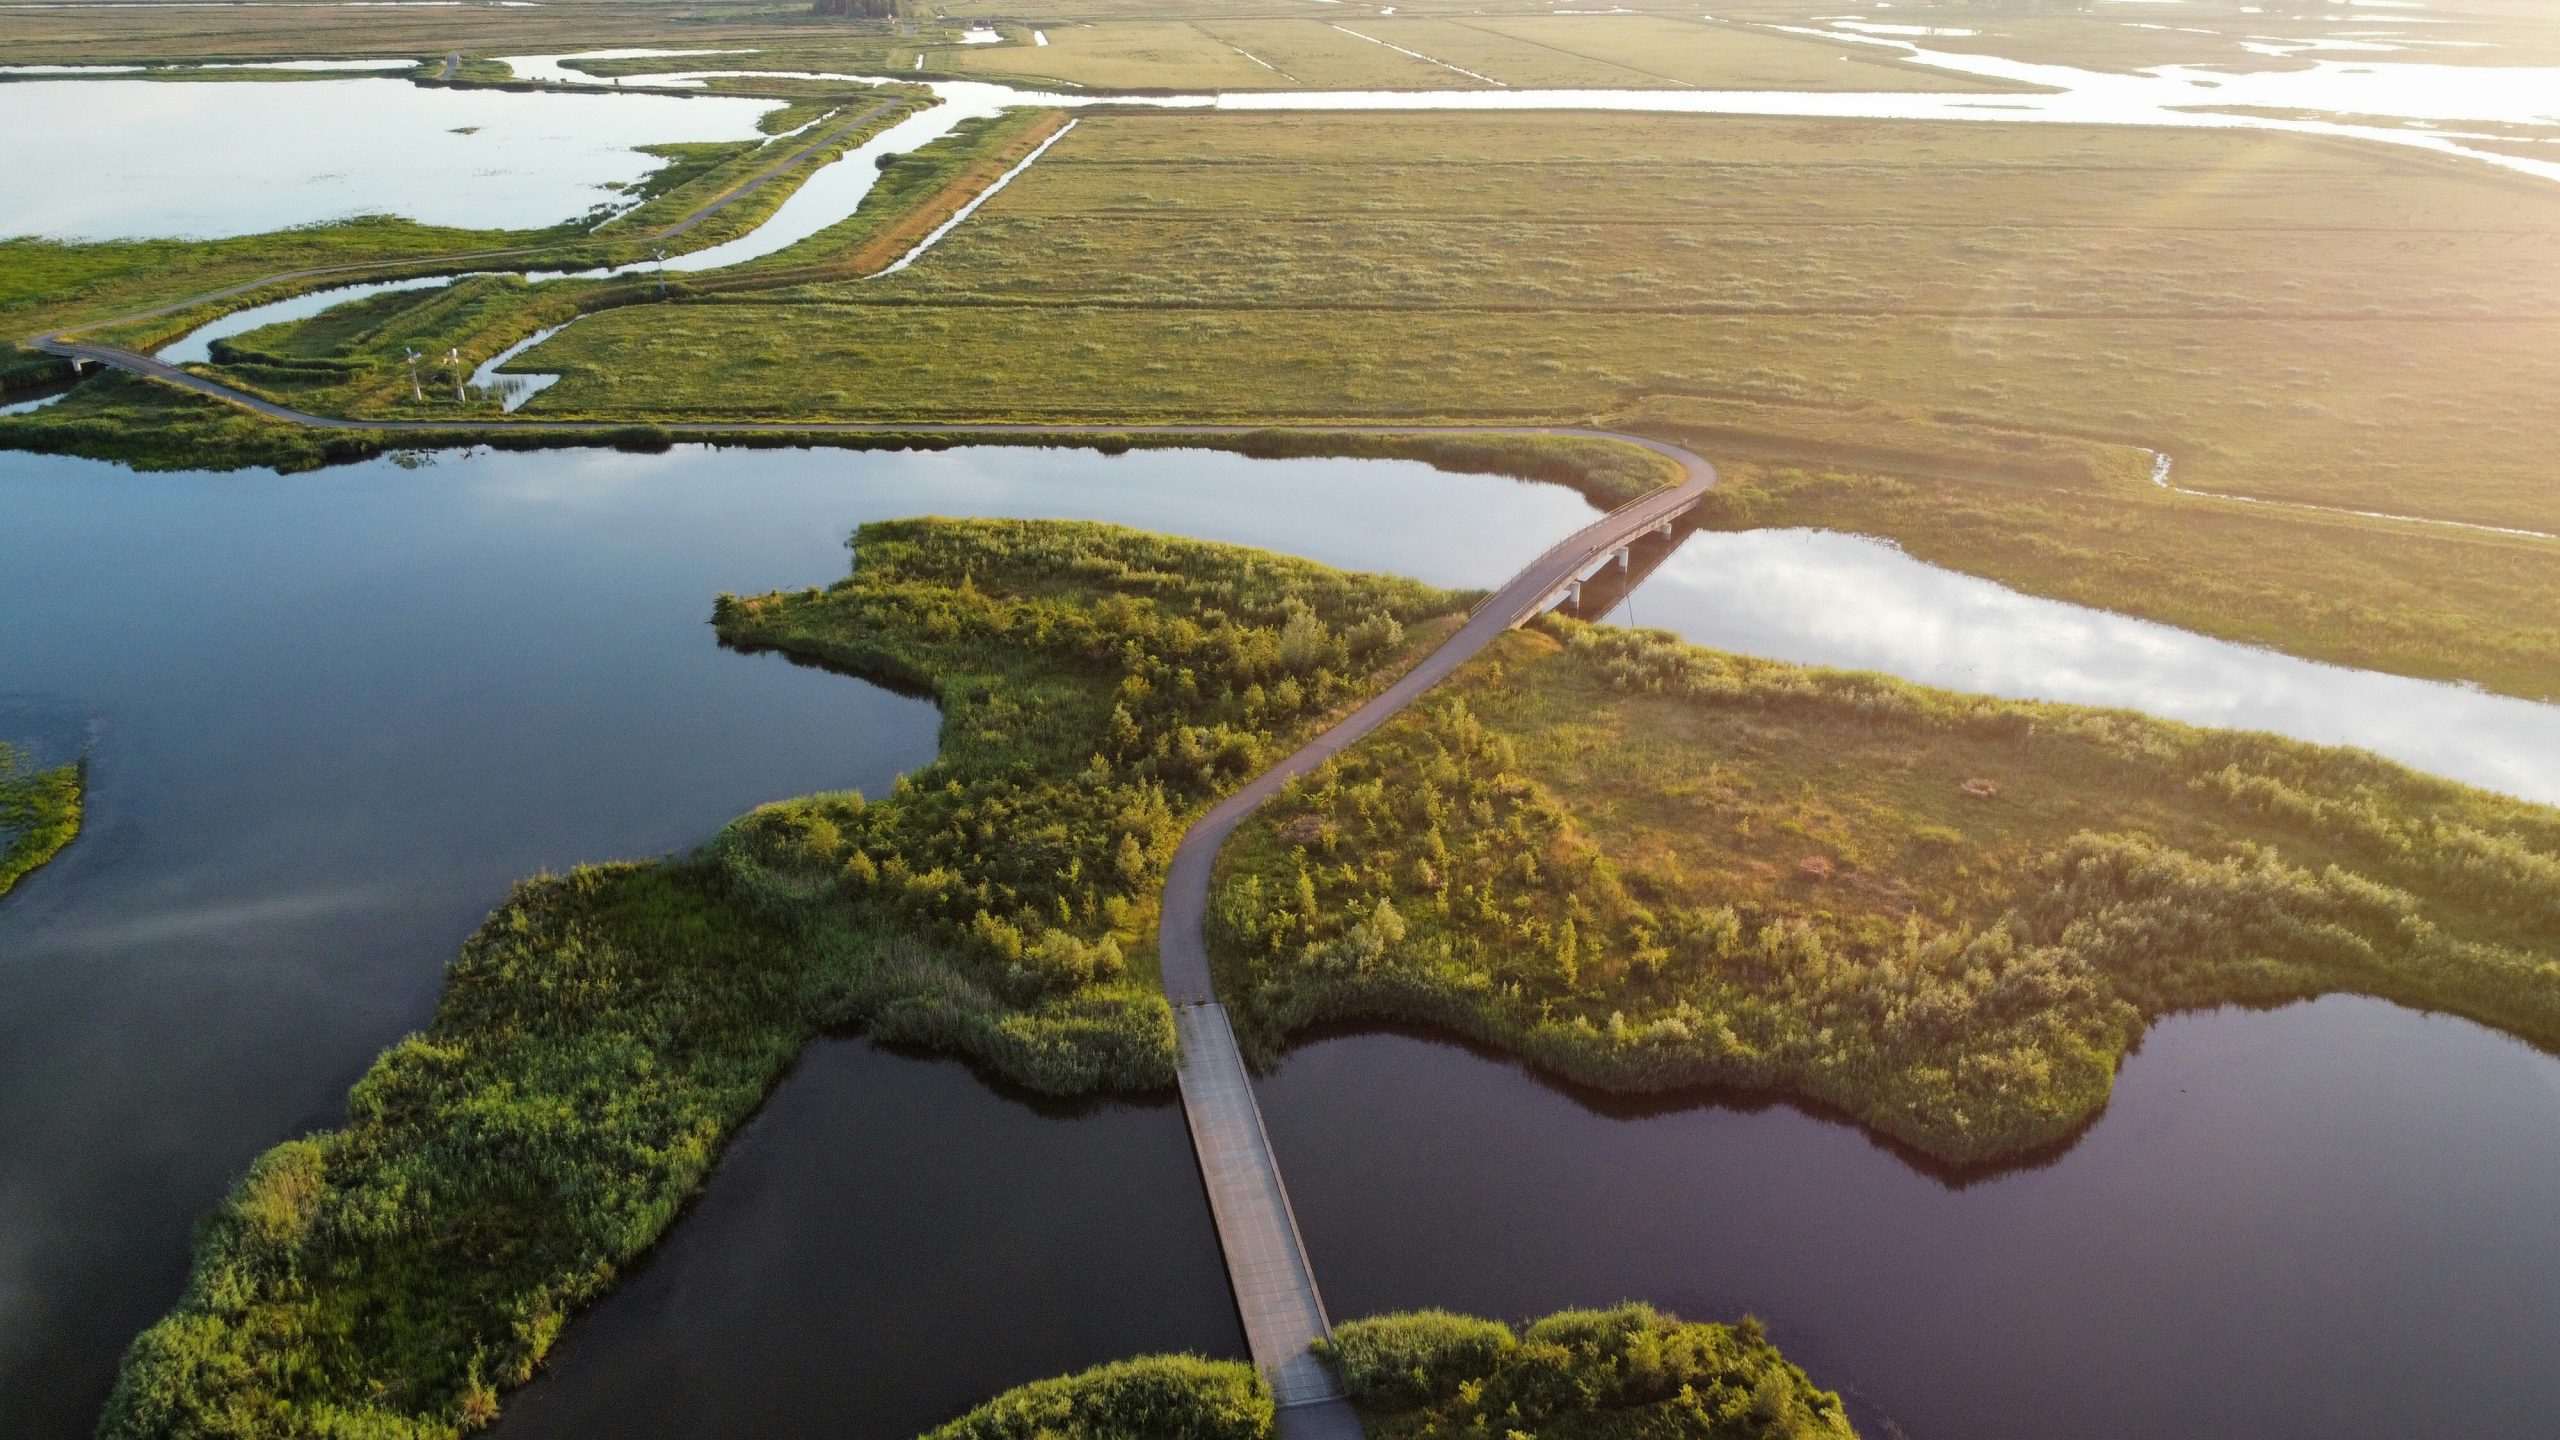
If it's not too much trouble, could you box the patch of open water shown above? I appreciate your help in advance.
[1595,526,2560,804]
[0,77,785,242]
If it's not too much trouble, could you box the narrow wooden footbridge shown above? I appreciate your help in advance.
[1154,454,1711,1436]
[23,317,1713,1433]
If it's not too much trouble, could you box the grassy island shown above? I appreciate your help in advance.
[921,1304,1852,1440]
[97,514,2560,1432]
[0,742,83,899]
[100,518,1469,1438]
[1212,619,2560,1165]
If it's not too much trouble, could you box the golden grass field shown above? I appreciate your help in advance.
[482,107,2560,695]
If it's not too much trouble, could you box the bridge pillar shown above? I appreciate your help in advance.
[1614,546,1629,572]
[1566,578,1582,606]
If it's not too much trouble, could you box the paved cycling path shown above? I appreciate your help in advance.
[1153,433,1707,1438]
[21,340,1712,1438]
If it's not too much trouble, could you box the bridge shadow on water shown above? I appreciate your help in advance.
[1551,514,1703,627]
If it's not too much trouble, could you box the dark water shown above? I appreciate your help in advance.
[7,441,2559,1440]
[1260,998,2560,1440]
[498,1039,1242,1440]
[0,443,1588,1438]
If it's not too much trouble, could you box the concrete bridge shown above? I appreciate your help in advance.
[1153,456,1710,1436]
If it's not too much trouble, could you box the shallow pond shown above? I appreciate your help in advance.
[500,994,2560,1440]
[494,1039,1242,1440]
[0,77,780,240]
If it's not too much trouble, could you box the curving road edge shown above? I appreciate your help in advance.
[22,340,1713,1440]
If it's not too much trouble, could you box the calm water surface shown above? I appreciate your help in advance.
[0,443,1587,1439]
[1260,998,2560,1440]
[488,990,2560,1440]
[496,1039,1241,1440]
[1600,527,2560,804]
[0,78,780,240]
[6,442,2558,1440]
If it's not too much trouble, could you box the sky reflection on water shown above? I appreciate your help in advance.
[0,78,779,240]
[1606,528,2560,804]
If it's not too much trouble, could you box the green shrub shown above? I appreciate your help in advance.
[1215,620,2560,1164]
[922,1355,1272,1440]
[1324,1304,1853,1440]
[0,742,82,898]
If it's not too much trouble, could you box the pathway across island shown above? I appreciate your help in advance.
[1154,446,1712,1433]
[25,325,1714,1436]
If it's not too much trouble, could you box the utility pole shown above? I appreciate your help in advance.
[402,347,423,402]
[655,247,670,302]
[447,349,464,403]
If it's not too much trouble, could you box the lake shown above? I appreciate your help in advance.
[4,442,2556,1440]
[0,77,780,240]
[0,442,1587,1438]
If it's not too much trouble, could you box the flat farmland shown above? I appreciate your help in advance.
[510,109,2560,695]
[950,12,2020,91]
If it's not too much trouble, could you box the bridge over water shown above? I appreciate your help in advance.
[1155,453,1713,1436]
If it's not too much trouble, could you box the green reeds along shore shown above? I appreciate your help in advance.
[0,742,83,899]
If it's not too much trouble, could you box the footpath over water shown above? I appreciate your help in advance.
[30,326,1713,1435]
[1153,444,1710,1435]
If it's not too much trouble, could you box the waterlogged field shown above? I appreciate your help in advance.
[513,108,2560,696]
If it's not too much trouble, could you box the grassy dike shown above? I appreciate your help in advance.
[1211,620,2560,1167]
[922,1305,1852,1440]
[0,742,83,899]
[98,518,1474,1439]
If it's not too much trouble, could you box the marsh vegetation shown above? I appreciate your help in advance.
[0,741,82,899]
[511,108,2560,697]
[1214,616,2560,1163]
[100,517,1467,1437]
[922,1303,1852,1440]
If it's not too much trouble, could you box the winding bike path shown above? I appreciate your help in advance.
[25,335,1712,1439]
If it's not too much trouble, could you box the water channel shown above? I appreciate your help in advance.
[4,442,2559,1440]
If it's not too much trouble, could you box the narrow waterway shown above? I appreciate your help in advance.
[1594,526,2560,804]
